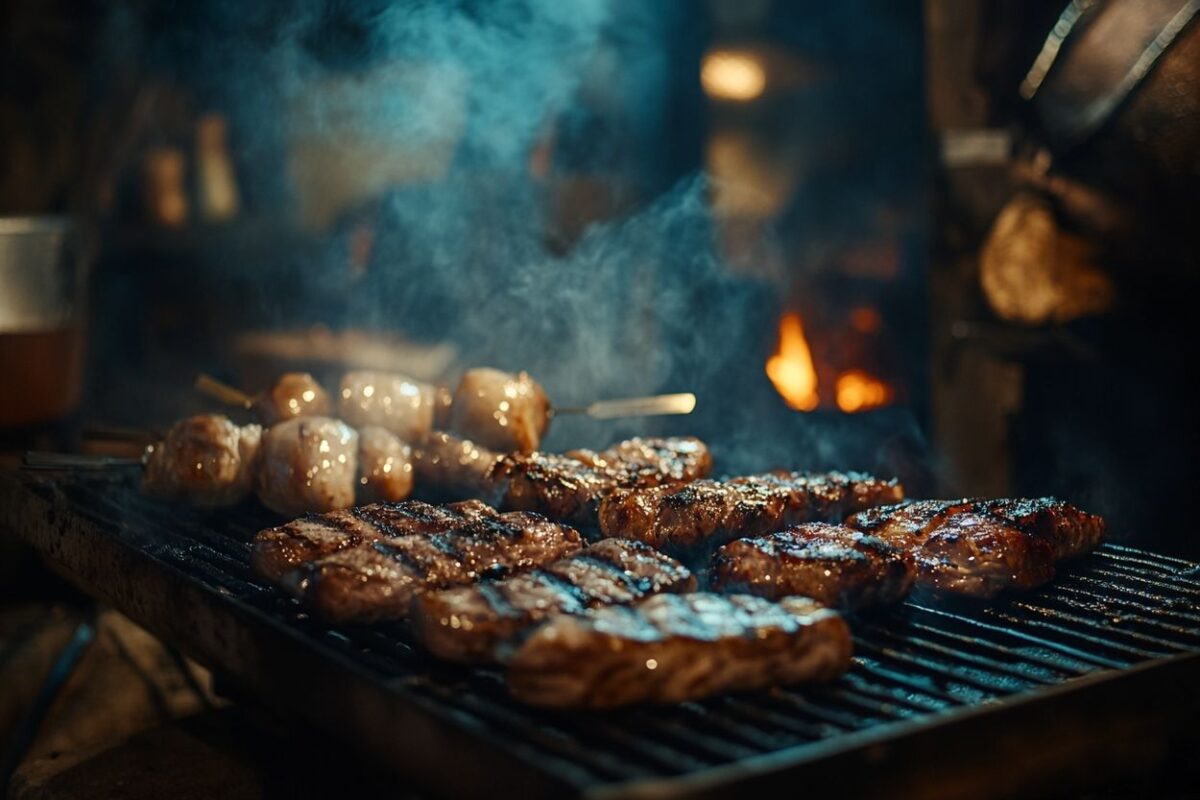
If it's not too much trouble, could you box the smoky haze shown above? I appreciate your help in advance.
[234,0,774,456]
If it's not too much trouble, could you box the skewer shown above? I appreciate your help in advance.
[194,373,254,409]
[24,452,143,471]
[198,371,696,424]
[552,393,697,420]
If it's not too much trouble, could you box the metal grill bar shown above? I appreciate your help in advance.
[4,473,1199,799]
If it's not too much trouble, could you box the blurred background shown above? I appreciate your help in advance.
[1,0,1198,549]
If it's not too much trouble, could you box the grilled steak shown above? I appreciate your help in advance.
[598,471,904,555]
[296,510,583,623]
[506,593,852,708]
[711,523,916,609]
[412,539,696,663]
[492,436,712,526]
[251,499,498,585]
[844,497,1105,597]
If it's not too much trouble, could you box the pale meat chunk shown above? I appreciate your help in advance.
[257,417,358,516]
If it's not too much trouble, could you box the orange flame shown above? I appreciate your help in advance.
[766,313,820,411]
[835,370,893,413]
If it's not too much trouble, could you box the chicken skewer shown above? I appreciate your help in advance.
[82,411,704,519]
[197,368,696,454]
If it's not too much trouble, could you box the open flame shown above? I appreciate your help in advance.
[835,369,893,413]
[766,312,819,411]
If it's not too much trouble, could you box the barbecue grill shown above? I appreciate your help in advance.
[3,470,1199,798]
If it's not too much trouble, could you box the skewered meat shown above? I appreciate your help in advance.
[251,499,497,584]
[492,436,713,526]
[449,368,551,453]
[506,593,852,708]
[356,426,414,504]
[412,539,695,663]
[844,497,1105,597]
[255,372,332,425]
[338,370,436,442]
[411,430,501,502]
[598,471,904,556]
[257,417,359,516]
[142,414,262,507]
[711,523,916,609]
[292,510,584,623]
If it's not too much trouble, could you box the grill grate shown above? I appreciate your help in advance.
[7,472,1200,797]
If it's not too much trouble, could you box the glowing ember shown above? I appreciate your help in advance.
[766,313,820,411]
[835,370,893,413]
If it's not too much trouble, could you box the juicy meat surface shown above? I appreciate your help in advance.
[142,414,263,508]
[293,510,584,623]
[356,426,414,504]
[711,523,916,609]
[598,471,904,555]
[411,430,502,502]
[492,436,713,527]
[256,372,332,425]
[339,370,436,442]
[506,593,852,708]
[251,499,500,585]
[844,497,1105,597]
[412,539,696,663]
[257,417,359,516]
[449,367,551,453]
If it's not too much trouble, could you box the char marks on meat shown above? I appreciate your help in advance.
[845,497,1105,597]
[492,437,712,526]
[252,499,583,623]
[412,539,696,663]
[711,523,916,609]
[506,593,852,708]
[598,471,904,555]
[251,499,497,585]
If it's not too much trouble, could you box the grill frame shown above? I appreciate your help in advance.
[4,470,1199,799]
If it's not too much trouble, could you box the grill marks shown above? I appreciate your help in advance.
[845,498,1106,598]
[251,499,500,584]
[491,437,713,527]
[251,500,584,623]
[411,539,697,663]
[597,471,905,555]
[505,593,854,708]
[711,523,917,610]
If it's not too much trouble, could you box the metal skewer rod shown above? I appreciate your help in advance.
[194,373,255,409]
[23,452,143,471]
[552,392,697,420]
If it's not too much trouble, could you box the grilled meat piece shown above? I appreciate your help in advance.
[449,367,551,453]
[257,417,359,516]
[844,497,1105,597]
[297,511,584,623]
[412,539,696,663]
[492,436,712,526]
[598,471,904,555]
[711,523,916,609]
[142,414,263,507]
[356,426,414,504]
[507,593,852,708]
[339,370,437,442]
[411,430,502,502]
[255,372,332,425]
[973,498,1104,559]
[251,499,498,585]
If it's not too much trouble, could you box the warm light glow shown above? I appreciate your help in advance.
[766,313,820,411]
[835,370,894,413]
[701,50,767,101]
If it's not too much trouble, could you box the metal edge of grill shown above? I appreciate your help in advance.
[4,471,1199,799]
